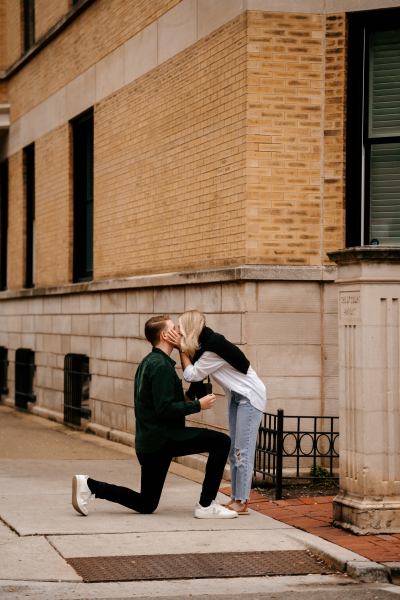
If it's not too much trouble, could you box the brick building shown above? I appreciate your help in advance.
[0,0,398,461]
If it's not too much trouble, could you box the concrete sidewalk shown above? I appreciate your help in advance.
[0,405,398,599]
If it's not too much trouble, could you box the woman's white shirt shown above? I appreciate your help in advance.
[183,351,266,413]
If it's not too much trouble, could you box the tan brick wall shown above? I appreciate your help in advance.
[35,0,69,41]
[8,0,184,121]
[0,0,7,70]
[35,124,73,287]
[246,11,324,266]
[6,0,23,68]
[323,13,347,262]
[93,15,247,280]
[8,150,25,289]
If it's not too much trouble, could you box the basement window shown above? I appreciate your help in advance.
[64,353,91,426]
[0,347,8,396]
[15,348,36,409]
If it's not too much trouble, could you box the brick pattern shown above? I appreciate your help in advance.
[323,14,347,262]
[94,15,247,279]
[35,124,73,287]
[219,487,400,563]
[6,0,23,68]
[246,12,324,266]
[0,0,7,70]
[7,150,25,290]
[35,0,69,42]
[8,0,184,120]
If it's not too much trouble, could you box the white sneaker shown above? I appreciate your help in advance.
[72,475,93,516]
[194,500,238,519]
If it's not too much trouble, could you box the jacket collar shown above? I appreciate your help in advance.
[152,346,176,366]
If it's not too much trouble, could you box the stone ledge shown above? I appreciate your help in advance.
[328,246,400,264]
[0,265,337,300]
[346,560,388,583]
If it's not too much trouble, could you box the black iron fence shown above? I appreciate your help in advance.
[0,346,8,396]
[15,348,36,409]
[64,353,91,426]
[254,410,339,500]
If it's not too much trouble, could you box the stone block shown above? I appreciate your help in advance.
[205,313,242,344]
[52,315,71,335]
[324,376,338,400]
[127,406,136,434]
[80,293,101,314]
[21,333,35,350]
[258,282,321,314]
[324,283,338,314]
[324,344,338,377]
[2,300,19,315]
[7,316,22,332]
[241,344,257,372]
[90,358,108,376]
[221,282,257,313]
[71,315,89,336]
[91,375,114,402]
[324,313,338,345]
[0,316,7,331]
[8,333,21,350]
[43,296,62,314]
[34,351,47,366]
[52,368,64,391]
[36,335,44,352]
[96,44,125,103]
[61,335,71,355]
[66,65,96,121]
[22,315,35,333]
[114,314,140,338]
[261,376,321,399]
[114,377,135,405]
[258,345,321,377]
[139,314,156,339]
[346,561,388,583]
[124,21,157,85]
[198,0,243,39]
[90,337,102,359]
[127,289,154,313]
[101,337,127,361]
[100,400,127,432]
[36,366,52,388]
[34,315,52,334]
[154,287,185,313]
[158,0,197,65]
[89,314,114,337]
[42,389,63,412]
[108,360,133,380]
[245,313,320,345]
[0,332,8,346]
[62,294,81,315]
[185,284,221,312]
[28,297,43,314]
[101,291,126,314]
[70,335,91,355]
[42,334,61,354]
[127,337,150,363]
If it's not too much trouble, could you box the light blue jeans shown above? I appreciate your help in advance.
[228,391,263,503]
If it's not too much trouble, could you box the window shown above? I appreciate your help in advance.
[0,161,8,291]
[15,348,36,409]
[347,9,400,246]
[24,144,35,288]
[0,347,8,396]
[73,111,93,283]
[64,353,91,426]
[23,0,35,52]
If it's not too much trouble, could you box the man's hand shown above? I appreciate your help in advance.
[199,394,215,410]
[166,328,182,349]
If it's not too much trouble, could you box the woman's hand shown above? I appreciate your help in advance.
[199,394,215,410]
[166,328,182,349]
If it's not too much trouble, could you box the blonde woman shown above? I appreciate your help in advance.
[167,310,266,515]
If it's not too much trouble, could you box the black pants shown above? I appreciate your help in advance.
[88,428,230,513]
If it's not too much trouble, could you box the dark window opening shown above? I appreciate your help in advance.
[24,144,35,288]
[0,347,8,396]
[64,353,91,426]
[23,0,35,52]
[0,161,8,291]
[347,8,400,246]
[73,110,93,283]
[15,348,36,409]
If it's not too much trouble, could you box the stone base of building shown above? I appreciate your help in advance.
[333,491,400,535]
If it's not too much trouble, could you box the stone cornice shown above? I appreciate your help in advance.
[0,264,337,300]
[328,246,400,264]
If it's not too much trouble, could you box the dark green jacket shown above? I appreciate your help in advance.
[134,347,202,453]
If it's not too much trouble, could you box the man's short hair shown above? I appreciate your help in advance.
[144,315,171,346]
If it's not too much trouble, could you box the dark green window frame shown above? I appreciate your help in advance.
[73,110,94,283]
[0,161,8,291]
[24,144,35,289]
[23,0,35,52]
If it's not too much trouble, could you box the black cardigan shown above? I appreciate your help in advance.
[185,327,249,400]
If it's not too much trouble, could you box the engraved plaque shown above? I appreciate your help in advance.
[339,291,361,322]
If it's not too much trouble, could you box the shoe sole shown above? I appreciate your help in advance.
[72,476,87,516]
[194,513,238,519]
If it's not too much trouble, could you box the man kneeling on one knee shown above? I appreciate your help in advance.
[72,315,237,519]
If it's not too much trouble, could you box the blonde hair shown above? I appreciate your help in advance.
[179,310,206,359]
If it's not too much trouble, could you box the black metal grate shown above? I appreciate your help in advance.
[0,346,8,395]
[15,348,36,409]
[64,353,91,426]
[67,550,336,583]
[254,410,339,500]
